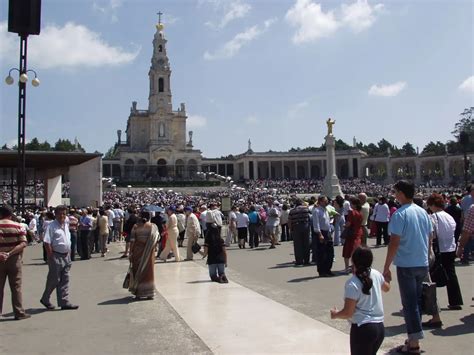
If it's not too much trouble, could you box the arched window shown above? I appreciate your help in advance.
[158,45,163,52]
[158,78,164,92]
[159,123,165,137]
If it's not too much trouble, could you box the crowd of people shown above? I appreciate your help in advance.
[1,178,472,355]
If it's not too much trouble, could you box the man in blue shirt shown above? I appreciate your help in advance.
[383,180,432,354]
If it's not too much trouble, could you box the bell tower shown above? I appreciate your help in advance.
[148,12,172,113]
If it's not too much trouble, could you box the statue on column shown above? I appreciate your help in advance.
[326,118,336,136]
[248,138,252,151]
[353,136,357,148]
[188,131,193,146]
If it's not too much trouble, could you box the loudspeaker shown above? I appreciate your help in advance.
[8,0,41,35]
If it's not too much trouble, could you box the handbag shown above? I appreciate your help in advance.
[122,265,131,289]
[192,241,201,254]
[421,281,438,315]
[430,256,448,287]
[340,227,352,241]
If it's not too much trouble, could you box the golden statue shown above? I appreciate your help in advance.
[326,118,336,135]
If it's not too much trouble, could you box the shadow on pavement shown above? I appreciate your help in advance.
[384,323,407,337]
[268,262,295,269]
[431,314,474,337]
[187,280,213,284]
[97,297,134,305]
[23,262,47,266]
[288,276,318,283]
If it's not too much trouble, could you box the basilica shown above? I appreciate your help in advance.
[102,20,470,186]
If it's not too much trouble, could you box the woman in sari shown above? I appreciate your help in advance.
[128,211,159,300]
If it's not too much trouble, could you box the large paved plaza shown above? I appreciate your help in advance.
[1,240,472,354]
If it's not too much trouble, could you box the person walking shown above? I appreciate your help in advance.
[40,205,79,311]
[128,211,159,300]
[159,206,181,262]
[422,194,463,329]
[331,247,390,355]
[0,206,30,320]
[288,199,310,266]
[342,197,364,273]
[383,180,432,354]
[68,210,79,261]
[97,209,109,257]
[184,206,201,260]
[247,205,260,248]
[236,207,249,249]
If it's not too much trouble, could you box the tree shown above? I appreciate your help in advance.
[103,145,117,159]
[451,107,474,153]
[422,141,446,155]
[377,139,396,155]
[54,138,85,152]
[25,137,41,150]
[1,144,9,150]
[401,142,417,156]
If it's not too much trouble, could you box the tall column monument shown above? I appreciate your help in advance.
[322,118,343,198]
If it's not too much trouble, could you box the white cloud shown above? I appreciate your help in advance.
[368,81,406,97]
[285,0,384,44]
[219,1,251,28]
[204,18,276,60]
[93,0,123,23]
[245,115,259,124]
[341,0,384,33]
[187,115,208,128]
[288,101,309,119]
[285,0,339,44]
[203,0,251,29]
[459,75,474,93]
[0,21,139,69]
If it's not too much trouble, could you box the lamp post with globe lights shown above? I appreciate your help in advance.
[4,52,41,213]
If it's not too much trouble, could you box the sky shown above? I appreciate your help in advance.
[0,0,473,158]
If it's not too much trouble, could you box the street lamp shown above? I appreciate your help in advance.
[4,66,40,214]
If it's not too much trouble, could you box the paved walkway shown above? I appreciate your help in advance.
[158,261,349,354]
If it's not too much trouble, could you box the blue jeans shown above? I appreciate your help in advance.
[396,266,428,341]
[462,238,473,263]
[208,263,225,279]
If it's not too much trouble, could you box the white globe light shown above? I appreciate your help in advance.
[5,75,14,85]
[32,77,40,87]
[19,73,28,83]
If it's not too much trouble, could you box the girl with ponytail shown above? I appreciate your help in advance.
[330,247,391,355]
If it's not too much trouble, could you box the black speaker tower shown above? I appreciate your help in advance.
[8,0,41,36]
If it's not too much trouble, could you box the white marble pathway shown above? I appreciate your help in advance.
[156,261,350,354]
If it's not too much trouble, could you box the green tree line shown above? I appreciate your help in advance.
[1,137,85,153]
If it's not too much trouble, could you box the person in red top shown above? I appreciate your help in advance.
[0,205,30,320]
[342,197,364,273]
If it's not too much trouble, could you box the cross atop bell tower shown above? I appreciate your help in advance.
[148,12,172,113]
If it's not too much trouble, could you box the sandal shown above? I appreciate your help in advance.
[395,344,420,354]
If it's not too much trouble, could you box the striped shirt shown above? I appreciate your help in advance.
[288,206,310,225]
[0,218,27,253]
[68,215,79,232]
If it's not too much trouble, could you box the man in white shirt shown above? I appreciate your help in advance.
[105,206,116,244]
[40,205,78,310]
[312,196,334,277]
[374,197,390,246]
